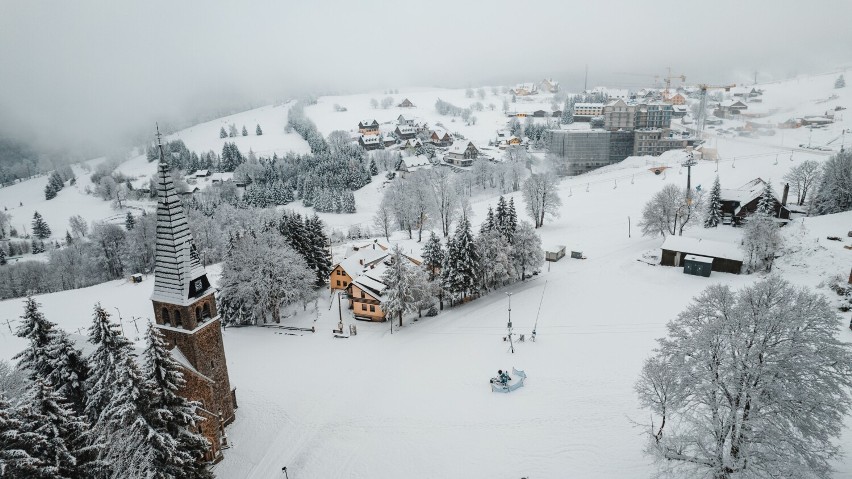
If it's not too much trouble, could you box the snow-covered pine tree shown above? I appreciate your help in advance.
[504,197,518,242]
[756,181,777,216]
[142,324,213,479]
[85,304,156,478]
[382,246,416,327]
[0,394,52,477]
[31,238,44,254]
[341,191,356,213]
[13,296,57,382]
[20,380,101,478]
[704,176,723,228]
[511,220,544,281]
[561,99,575,124]
[125,212,135,231]
[31,211,52,239]
[0,247,6,265]
[422,231,444,282]
[836,74,846,89]
[494,196,507,230]
[450,216,480,299]
[305,214,332,286]
[46,329,90,417]
[369,158,378,176]
[256,124,263,135]
[439,236,457,306]
[44,182,58,200]
[241,125,248,136]
[480,206,495,234]
[65,230,73,246]
[219,126,227,139]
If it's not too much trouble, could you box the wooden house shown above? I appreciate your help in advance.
[394,125,417,140]
[400,138,423,149]
[533,110,548,117]
[540,78,559,93]
[358,119,380,136]
[397,98,416,108]
[720,178,790,224]
[382,135,397,147]
[430,129,453,147]
[444,141,479,167]
[397,155,433,177]
[511,83,539,96]
[359,134,382,151]
[397,114,415,126]
[330,243,389,291]
[660,236,743,274]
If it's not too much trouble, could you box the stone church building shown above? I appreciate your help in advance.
[151,136,237,463]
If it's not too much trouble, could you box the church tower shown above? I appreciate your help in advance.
[150,131,236,462]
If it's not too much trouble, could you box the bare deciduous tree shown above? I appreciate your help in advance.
[636,276,852,479]
[783,159,821,206]
[639,184,703,237]
[521,173,561,228]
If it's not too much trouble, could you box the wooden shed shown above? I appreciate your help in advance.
[660,236,743,274]
[544,245,566,262]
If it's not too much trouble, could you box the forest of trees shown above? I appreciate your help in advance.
[1,298,213,478]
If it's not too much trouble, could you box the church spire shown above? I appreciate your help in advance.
[151,127,208,306]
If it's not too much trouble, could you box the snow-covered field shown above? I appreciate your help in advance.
[1,72,851,478]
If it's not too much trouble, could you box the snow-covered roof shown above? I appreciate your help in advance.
[210,172,234,182]
[661,236,744,262]
[402,155,431,169]
[684,254,714,264]
[398,114,414,123]
[449,141,476,154]
[401,138,423,148]
[396,125,416,134]
[193,169,209,177]
[359,119,378,126]
[719,178,767,207]
[360,135,381,145]
[431,129,451,139]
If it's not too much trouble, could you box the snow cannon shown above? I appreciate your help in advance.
[490,368,527,393]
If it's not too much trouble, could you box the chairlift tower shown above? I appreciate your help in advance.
[683,152,697,205]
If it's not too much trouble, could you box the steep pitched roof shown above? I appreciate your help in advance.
[151,140,209,306]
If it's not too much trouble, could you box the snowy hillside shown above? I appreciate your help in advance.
[2,71,851,478]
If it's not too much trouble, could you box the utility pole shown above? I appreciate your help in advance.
[683,152,697,205]
[584,64,588,92]
[506,292,514,354]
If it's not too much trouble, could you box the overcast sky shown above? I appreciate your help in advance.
[1,0,851,153]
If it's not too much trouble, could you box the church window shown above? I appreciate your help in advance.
[161,307,171,326]
[196,307,202,322]
[203,303,211,319]
[175,309,182,328]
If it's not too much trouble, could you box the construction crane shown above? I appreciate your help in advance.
[663,67,686,100]
[695,83,736,139]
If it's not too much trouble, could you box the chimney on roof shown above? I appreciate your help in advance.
[782,183,789,206]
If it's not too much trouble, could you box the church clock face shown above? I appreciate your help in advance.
[195,279,203,292]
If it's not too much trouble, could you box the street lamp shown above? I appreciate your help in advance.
[281,466,289,479]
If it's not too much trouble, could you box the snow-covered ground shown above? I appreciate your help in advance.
[1,72,851,478]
